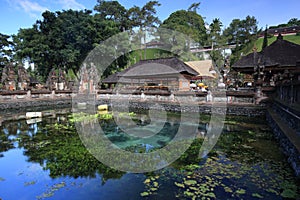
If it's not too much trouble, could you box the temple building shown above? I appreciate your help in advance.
[232,34,300,103]
[17,65,30,90]
[1,64,17,90]
[46,68,67,90]
[184,60,216,80]
[102,57,199,91]
[78,63,99,93]
[1,64,31,90]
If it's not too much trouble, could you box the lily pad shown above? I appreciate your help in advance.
[236,189,246,195]
[184,180,197,186]
[252,193,264,198]
[224,186,233,193]
[281,189,298,199]
[140,192,150,197]
[175,182,185,188]
[144,178,151,184]
[184,190,195,197]
[150,187,158,192]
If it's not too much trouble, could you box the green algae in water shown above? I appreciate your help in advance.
[24,180,37,186]
[1,111,300,200]
[252,193,264,198]
[161,119,300,200]
[36,181,66,199]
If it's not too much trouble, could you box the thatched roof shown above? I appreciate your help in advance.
[118,57,198,78]
[101,72,120,84]
[232,34,300,72]
[185,60,215,78]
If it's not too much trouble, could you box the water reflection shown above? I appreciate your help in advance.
[0,109,299,200]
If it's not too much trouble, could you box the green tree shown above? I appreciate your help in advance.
[0,33,13,69]
[187,2,201,12]
[13,9,106,81]
[207,18,227,67]
[287,18,300,26]
[262,26,268,50]
[94,0,129,31]
[223,16,258,65]
[128,1,161,59]
[159,9,206,61]
[160,10,206,46]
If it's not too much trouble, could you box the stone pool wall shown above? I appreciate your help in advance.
[266,102,300,177]
[0,98,72,112]
[95,99,266,117]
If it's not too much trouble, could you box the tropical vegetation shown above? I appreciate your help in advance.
[0,0,299,83]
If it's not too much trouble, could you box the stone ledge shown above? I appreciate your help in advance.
[268,108,300,153]
[267,108,300,176]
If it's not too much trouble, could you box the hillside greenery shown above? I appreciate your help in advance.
[240,34,300,56]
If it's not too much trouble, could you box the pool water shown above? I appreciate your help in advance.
[0,109,299,199]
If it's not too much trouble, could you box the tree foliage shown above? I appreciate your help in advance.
[207,18,228,67]
[262,26,268,50]
[188,2,201,12]
[7,0,282,82]
[160,10,206,45]
[223,15,258,65]
[94,0,129,31]
[13,9,115,81]
[0,33,13,69]
[269,18,300,29]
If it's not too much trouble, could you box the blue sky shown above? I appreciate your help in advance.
[1,0,299,35]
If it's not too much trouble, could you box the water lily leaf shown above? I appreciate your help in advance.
[252,193,264,198]
[266,188,278,194]
[184,191,195,197]
[150,187,158,192]
[140,192,150,197]
[144,178,151,184]
[190,187,198,191]
[281,189,298,199]
[205,192,216,198]
[184,180,197,186]
[174,182,185,188]
[236,189,246,195]
[224,186,233,193]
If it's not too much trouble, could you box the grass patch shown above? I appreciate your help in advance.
[243,34,300,55]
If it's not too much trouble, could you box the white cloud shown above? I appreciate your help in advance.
[6,0,48,18]
[57,0,85,10]
[19,0,47,13]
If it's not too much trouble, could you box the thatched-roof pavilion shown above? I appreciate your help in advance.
[233,34,300,73]
[102,57,199,91]
[185,60,216,80]
[232,34,300,103]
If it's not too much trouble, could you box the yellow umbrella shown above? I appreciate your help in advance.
[198,83,204,87]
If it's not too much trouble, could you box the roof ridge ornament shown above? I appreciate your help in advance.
[277,33,283,40]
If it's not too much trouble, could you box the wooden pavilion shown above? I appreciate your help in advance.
[232,34,300,103]
[184,60,216,81]
[102,57,199,91]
